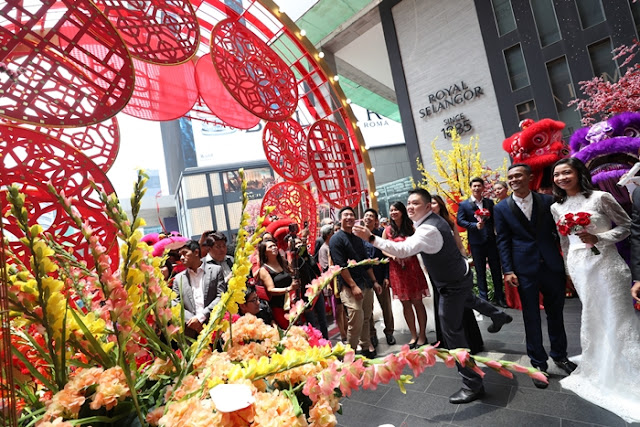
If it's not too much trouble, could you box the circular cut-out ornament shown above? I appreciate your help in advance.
[260,182,317,253]
[122,59,198,121]
[0,0,135,127]
[307,120,362,208]
[92,0,200,64]
[0,125,120,271]
[195,54,260,130]
[211,18,298,121]
[263,119,310,182]
[0,117,120,173]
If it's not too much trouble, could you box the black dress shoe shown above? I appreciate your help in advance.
[495,300,508,308]
[449,387,485,404]
[371,335,379,348]
[385,334,396,345]
[487,313,513,333]
[531,367,549,389]
[554,358,577,375]
[361,348,377,359]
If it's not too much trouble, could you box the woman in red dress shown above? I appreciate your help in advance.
[383,201,430,348]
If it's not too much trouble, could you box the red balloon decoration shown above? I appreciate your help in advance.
[307,120,362,208]
[122,59,199,121]
[263,119,310,182]
[195,55,260,129]
[211,18,298,121]
[0,117,120,173]
[260,182,317,253]
[0,0,135,127]
[92,0,200,64]
[0,125,120,271]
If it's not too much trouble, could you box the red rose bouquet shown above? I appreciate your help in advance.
[556,212,601,255]
[474,208,491,222]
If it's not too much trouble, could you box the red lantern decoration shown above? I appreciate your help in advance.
[0,0,135,127]
[211,18,298,121]
[307,119,362,208]
[195,54,260,130]
[0,125,119,271]
[122,59,199,121]
[92,0,200,64]
[263,119,310,182]
[260,182,317,253]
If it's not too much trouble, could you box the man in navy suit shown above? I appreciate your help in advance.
[172,240,227,338]
[494,164,576,388]
[457,177,506,306]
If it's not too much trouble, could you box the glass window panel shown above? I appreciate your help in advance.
[576,0,605,29]
[588,38,620,83]
[491,0,517,36]
[215,204,228,232]
[226,202,243,231]
[530,0,562,47]
[631,0,640,37]
[209,173,222,196]
[504,44,530,90]
[516,100,538,122]
[546,56,582,136]
[188,206,214,237]
[184,174,209,199]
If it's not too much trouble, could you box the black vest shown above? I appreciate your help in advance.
[418,214,469,288]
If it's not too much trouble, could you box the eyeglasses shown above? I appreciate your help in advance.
[246,297,259,304]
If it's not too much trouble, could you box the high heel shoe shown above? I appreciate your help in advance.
[408,340,417,349]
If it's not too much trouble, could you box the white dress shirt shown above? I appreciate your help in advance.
[512,192,533,220]
[371,211,444,257]
[471,196,484,211]
[187,264,206,322]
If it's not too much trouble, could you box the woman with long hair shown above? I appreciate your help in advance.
[257,240,299,329]
[383,201,430,348]
[550,157,640,422]
[431,194,484,354]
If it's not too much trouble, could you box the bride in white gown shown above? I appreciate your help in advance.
[550,158,640,423]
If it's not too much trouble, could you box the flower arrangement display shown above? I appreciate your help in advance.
[2,169,545,426]
[555,212,601,255]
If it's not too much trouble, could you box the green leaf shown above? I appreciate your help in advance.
[68,308,114,367]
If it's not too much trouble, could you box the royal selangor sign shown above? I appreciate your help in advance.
[418,81,483,119]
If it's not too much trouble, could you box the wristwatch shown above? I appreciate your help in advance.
[368,234,376,243]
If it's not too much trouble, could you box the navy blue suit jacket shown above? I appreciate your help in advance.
[457,197,496,246]
[493,192,565,277]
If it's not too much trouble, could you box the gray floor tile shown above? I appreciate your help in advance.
[337,399,408,427]
[508,386,627,426]
[402,415,453,426]
[452,403,562,427]
[348,383,392,406]
[376,387,456,423]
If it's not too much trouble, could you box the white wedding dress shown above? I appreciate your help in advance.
[551,191,640,423]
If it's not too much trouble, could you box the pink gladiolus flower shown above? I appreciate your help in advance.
[497,368,514,379]
[444,355,456,368]
[382,354,406,381]
[470,364,486,378]
[511,363,530,374]
[360,366,377,390]
[484,360,502,370]
[455,350,470,366]
[529,371,548,384]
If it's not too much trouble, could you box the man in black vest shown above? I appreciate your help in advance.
[353,189,512,404]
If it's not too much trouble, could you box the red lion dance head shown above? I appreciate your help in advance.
[503,118,570,190]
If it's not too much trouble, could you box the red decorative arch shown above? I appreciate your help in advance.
[263,119,310,182]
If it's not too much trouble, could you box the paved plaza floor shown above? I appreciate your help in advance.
[334,298,640,427]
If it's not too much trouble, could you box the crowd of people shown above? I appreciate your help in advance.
[162,157,640,422]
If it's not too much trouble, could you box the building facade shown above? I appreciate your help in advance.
[380,0,640,180]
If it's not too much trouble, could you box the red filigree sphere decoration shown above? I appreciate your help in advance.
[263,119,310,182]
[307,119,362,208]
[0,125,120,271]
[261,182,317,253]
[211,18,298,121]
[0,0,135,127]
[0,117,120,173]
[92,0,200,64]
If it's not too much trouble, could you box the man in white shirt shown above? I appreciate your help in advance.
[353,189,511,404]
[172,240,227,338]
